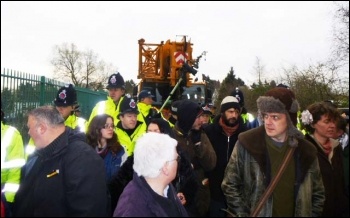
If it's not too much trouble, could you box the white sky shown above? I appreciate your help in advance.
[1,1,342,86]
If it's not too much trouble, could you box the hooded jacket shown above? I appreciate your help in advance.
[13,127,109,217]
[222,126,325,217]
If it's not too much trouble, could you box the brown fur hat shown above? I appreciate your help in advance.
[257,87,303,146]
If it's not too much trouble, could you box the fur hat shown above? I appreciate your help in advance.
[53,84,77,106]
[220,96,241,113]
[177,100,203,134]
[257,87,303,146]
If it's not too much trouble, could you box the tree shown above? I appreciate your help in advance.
[51,43,113,90]
[332,2,349,66]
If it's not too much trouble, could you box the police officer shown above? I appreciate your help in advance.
[87,72,126,128]
[26,84,86,158]
[1,101,25,215]
[54,84,86,132]
[137,90,159,126]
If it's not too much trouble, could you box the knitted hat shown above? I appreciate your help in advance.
[177,100,203,134]
[220,96,241,113]
[118,97,139,116]
[53,84,77,107]
[106,72,125,89]
[257,87,303,146]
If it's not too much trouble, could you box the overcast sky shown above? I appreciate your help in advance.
[1,1,343,86]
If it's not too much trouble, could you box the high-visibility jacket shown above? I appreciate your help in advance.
[1,122,25,203]
[115,121,147,156]
[65,114,86,133]
[87,96,125,129]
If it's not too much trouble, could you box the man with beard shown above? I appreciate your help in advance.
[203,96,248,217]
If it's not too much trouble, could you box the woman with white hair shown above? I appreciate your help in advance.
[113,132,188,217]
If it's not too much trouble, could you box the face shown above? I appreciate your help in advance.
[142,97,153,105]
[108,88,125,102]
[120,113,138,129]
[223,108,240,125]
[27,115,45,149]
[200,114,211,124]
[101,117,115,139]
[147,123,161,133]
[55,105,74,120]
[313,114,336,139]
[192,116,203,130]
[263,113,288,142]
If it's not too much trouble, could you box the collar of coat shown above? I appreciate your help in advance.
[238,126,318,182]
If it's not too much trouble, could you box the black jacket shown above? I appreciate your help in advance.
[13,128,109,217]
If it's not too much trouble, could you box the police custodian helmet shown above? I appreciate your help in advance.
[53,84,77,107]
[106,72,125,89]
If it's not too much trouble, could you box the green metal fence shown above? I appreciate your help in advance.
[1,68,107,143]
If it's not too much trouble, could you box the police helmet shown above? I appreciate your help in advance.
[53,84,77,107]
[106,72,125,89]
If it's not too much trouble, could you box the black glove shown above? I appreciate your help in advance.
[190,130,201,145]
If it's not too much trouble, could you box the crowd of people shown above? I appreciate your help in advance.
[1,71,349,217]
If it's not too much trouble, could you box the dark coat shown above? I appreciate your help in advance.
[204,115,248,202]
[13,128,109,217]
[305,134,349,217]
[114,172,188,217]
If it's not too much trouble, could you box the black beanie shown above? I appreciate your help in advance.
[177,100,202,134]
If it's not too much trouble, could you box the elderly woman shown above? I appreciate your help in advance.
[302,102,349,217]
[113,132,188,217]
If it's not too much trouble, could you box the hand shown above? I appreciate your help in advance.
[177,192,186,205]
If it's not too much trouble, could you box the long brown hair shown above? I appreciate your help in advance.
[86,114,123,154]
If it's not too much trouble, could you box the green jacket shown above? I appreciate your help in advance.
[222,126,325,217]
[1,122,25,203]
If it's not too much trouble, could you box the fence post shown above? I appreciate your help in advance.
[40,76,45,106]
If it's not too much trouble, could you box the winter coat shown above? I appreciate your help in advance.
[204,115,248,202]
[13,128,109,217]
[222,126,325,217]
[305,134,349,217]
[172,124,217,216]
[113,172,188,217]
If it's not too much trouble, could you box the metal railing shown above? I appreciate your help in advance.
[1,68,107,143]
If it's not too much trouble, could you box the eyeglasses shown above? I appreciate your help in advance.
[103,124,115,129]
[167,155,181,163]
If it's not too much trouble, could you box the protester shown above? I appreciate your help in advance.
[172,99,217,216]
[13,106,109,217]
[113,132,188,217]
[222,87,325,217]
[204,96,248,217]
[302,102,349,217]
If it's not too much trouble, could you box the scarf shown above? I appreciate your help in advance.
[219,117,239,137]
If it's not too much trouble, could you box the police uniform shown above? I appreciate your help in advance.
[1,102,25,204]
[25,84,86,158]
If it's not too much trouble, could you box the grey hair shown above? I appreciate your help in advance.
[27,105,64,127]
[133,132,177,178]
